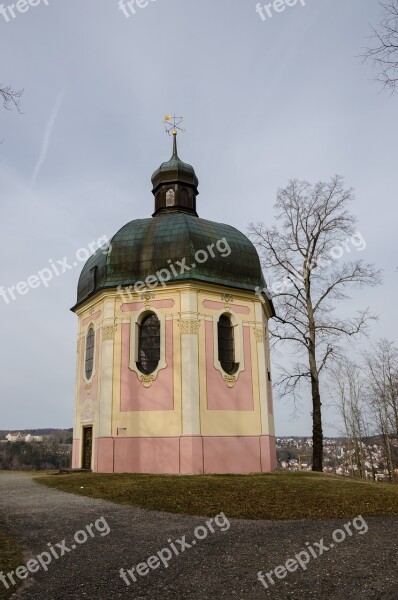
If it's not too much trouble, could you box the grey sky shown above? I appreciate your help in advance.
[0,0,396,435]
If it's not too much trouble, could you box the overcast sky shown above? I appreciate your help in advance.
[0,0,396,436]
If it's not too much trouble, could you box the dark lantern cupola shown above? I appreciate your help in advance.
[151,131,199,217]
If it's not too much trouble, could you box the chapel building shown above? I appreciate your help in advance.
[71,133,277,474]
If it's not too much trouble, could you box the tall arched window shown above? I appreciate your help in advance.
[218,314,238,375]
[85,327,95,380]
[137,313,160,375]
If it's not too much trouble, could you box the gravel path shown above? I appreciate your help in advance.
[0,472,397,600]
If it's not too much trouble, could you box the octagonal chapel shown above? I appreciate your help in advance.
[71,133,277,474]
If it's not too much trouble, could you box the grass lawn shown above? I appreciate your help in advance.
[36,471,398,520]
[0,528,24,600]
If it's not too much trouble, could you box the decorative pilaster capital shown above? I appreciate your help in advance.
[178,320,201,334]
[253,328,264,343]
[102,325,117,341]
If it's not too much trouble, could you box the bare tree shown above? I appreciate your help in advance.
[329,360,370,479]
[249,176,382,471]
[0,84,23,112]
[362,0,398,92]
[362,339,398,481]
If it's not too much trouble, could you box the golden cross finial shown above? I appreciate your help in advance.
[163,114,185,136]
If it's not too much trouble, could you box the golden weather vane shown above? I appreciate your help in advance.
[163,114,185,136]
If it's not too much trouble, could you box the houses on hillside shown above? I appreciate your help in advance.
[5,432,43,443]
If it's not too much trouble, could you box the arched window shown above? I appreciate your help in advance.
[181,188,189,207]
[137,313,160,375]
[85,327,95,380]
[218,314,238,375]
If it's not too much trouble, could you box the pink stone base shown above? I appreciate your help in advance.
[71,439,80,469]
[88,435,277,474]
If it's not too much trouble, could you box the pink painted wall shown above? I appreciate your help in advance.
[96,438,114,473]
[203,436,261,473]
[180,437,204,474]
[113,437,180,474]
[121,299,175,312]
[205,321,254,411]
[82,311,102,326]
[260,435,277,471]
[93,435,277,474]
[72,439,80,469]
[120,321,174,411]
[74,332,100,471]
[202,300,250,315]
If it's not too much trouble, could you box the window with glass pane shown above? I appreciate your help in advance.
[85,327,95,380]
[218,314,238,375]
[137,314,160,375]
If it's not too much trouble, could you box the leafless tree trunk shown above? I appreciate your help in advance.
[362,339,398,481]
[250,176,382,471]
[330,361,368,479]
[362,0,398,92]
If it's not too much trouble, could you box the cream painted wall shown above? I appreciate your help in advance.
[72,282,275,467]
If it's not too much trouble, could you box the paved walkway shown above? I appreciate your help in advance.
[0,473,397,599]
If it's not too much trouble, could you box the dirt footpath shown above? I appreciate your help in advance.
[0,472,397,600]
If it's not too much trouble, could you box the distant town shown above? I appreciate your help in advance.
[1,430,397,481]
[4,432,44,443]
[277,436,398,481]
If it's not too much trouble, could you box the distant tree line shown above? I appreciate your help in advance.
[0,439,71,471]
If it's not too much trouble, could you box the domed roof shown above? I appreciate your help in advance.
[74,212,268,309]
[73,135,273,312]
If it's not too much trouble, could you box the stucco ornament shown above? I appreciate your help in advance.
[178,320,201,334]
[102,325,117,341]
[221,294,233,311]
[138,374,156,388]
[223,374,237,388]
[253,328,264,343]
[81,403,95,422]
[141,291,155,310]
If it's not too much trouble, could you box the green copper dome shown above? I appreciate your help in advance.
[74,212,268,309]
[73,137,272,311]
